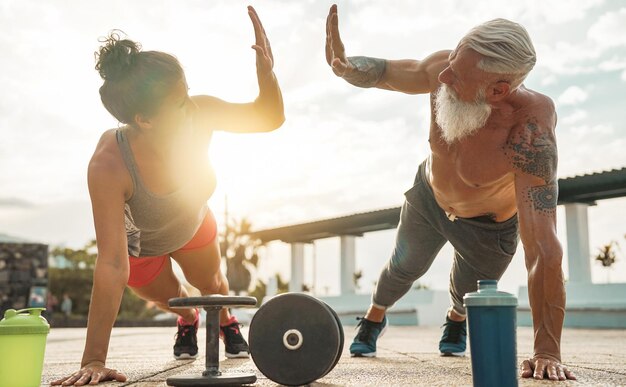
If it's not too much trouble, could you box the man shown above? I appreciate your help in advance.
[325,4,575,381]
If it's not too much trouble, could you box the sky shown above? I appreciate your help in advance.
[1,0,625,295]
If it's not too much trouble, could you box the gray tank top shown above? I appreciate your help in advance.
[116,129,209,257]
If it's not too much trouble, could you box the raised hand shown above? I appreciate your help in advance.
[325,4,353,77]
[520,357,576,381]
[325,4,385,88]
[248,6,274,75]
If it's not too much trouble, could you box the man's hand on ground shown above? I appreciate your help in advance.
[521,357,576,380]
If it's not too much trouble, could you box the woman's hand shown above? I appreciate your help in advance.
[248,6,274,75]
[50,362,127,386]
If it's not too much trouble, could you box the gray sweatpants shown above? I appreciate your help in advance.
[372,159,519,316]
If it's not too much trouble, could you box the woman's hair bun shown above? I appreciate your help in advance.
[95,30,141,81]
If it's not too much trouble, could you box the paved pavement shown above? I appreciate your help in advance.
[40,325,626,386]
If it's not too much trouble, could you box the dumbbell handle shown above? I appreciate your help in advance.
[168,295,257,308]
[167,296,257,376]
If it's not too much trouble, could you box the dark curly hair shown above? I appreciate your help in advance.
[95,30,184,125]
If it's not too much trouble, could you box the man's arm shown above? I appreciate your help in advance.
[507,109,575,380]
[325,4,448,94]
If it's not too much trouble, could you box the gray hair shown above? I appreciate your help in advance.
[459,18,536,88]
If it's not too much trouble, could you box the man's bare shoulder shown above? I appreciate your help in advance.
[517,88,557,127]
[422,50,451,91]
[504,89,558,184]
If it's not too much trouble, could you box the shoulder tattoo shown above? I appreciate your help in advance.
[504,118,557,184]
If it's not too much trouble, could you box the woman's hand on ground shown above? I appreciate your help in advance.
[50,362,127,386]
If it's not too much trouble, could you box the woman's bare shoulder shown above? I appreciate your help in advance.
[88,128,131,195]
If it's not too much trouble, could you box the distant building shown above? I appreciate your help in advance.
[0,234,49,315]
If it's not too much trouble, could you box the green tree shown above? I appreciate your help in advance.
[50,240,97,269]
[353,269,363,290]
[48,240,157,321]
[594,236,623,283]
[220,217,264,294]
[248,273,290,305]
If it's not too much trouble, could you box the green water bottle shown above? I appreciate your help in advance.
[0,308,50,387]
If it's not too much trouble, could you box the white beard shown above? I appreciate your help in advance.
[434,85,492,144]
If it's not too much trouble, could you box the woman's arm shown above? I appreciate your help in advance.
[52,136,129,386]
[193,6,284,133]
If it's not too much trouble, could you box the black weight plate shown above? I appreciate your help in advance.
[320,301,344,377]
[169,295,257,308]
[249,293,341,386]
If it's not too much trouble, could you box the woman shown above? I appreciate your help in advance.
[52,6,283,386]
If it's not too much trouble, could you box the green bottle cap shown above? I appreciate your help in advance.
[0,308,50,335]
[463,280,518,307]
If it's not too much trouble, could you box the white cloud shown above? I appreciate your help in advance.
[561,109,588,125]
[588,7,626,49]
[535,41,600,75]
[532,8,626,77]
[519,0,604,24]
[557,86,589,106]
[541,74,558,86]
[0,197,34,208]
[622,69,626,81]
[573,124,613,135]
[598,57,626,71]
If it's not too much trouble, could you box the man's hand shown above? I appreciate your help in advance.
[325,4,354,77]
[325,4,386,88]
[248,6,274,75]
[521,357,576,381]
[50,362,127,386]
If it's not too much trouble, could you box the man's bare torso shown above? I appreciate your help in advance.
[427,86,554,222]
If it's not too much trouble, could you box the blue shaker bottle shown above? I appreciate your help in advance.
[464,279,518,387]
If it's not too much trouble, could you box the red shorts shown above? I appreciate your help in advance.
[127,209,218,288]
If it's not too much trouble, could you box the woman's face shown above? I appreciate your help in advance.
[149,77,197,133]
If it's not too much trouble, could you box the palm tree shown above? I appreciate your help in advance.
[220,217,264,295]
[594,239,620,283]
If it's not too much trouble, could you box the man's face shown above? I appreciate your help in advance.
[434,83,492,144]
[435,46,493,144]
[438,46,486,102]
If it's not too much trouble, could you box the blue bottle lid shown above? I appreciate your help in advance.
[463,280,517,307]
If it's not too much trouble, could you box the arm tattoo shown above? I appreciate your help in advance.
[504,119,558,184]
[525,184,558,216]
[343,56,386,88]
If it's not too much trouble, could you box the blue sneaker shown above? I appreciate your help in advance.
[349,316,387,357]
[439,316,466,356]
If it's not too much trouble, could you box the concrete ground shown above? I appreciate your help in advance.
[41,325,626,386]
